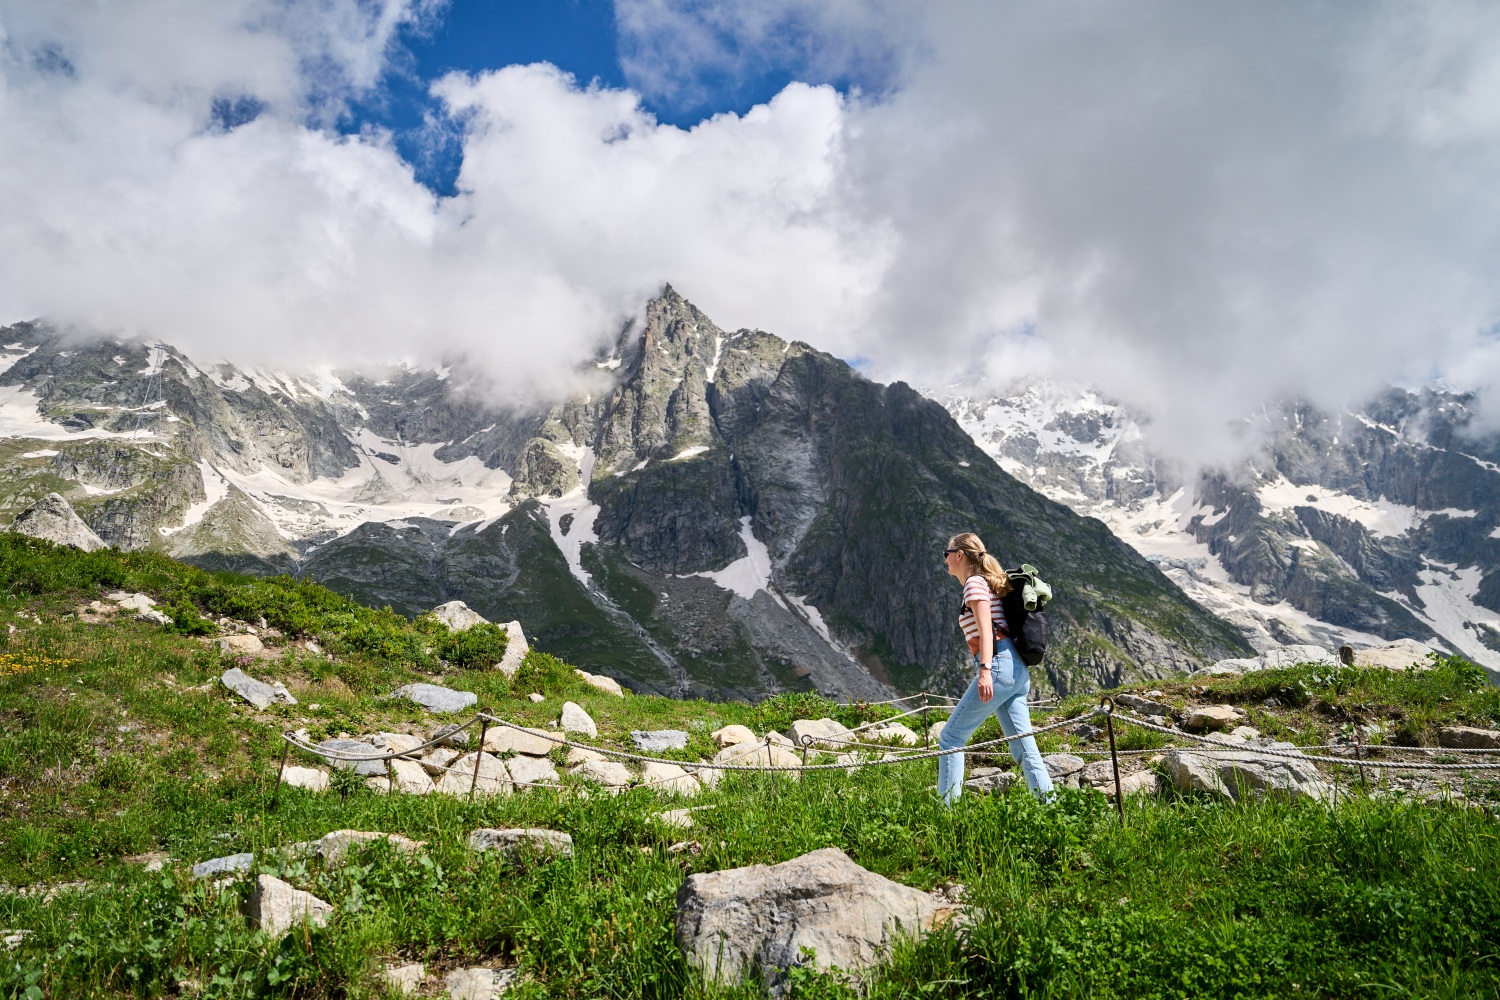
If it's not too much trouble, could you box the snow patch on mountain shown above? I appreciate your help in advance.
[544,446,600,589]
[684,516,775,601]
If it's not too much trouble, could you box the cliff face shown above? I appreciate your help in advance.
[0,292,1248,698]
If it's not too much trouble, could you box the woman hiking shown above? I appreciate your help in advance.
[937,532,1054,802]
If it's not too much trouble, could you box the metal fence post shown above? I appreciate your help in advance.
[1103,697,1124,824]
[471,713,491,797]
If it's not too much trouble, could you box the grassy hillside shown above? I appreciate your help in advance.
[0,537,1497,999]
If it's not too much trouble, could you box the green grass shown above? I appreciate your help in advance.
[1,537,1498,998]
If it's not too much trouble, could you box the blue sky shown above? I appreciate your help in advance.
[347,0,831,194]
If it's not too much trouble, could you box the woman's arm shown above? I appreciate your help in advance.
[971,595,994,703]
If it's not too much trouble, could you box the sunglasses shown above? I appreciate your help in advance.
[943,548,960,556]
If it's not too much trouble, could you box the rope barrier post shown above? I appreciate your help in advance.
[471,711,491,797]
[799,734,809,767]
[1101,697,1124,824]
[1354,735,1367,792]
[270,736,291,812]
[922,693,930,747]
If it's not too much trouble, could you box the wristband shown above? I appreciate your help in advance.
[978,666,991,673]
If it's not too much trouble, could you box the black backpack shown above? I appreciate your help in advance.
[1000,565,1051,667]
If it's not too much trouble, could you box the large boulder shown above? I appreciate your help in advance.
[675,847,961,990]
[484,725,559,757]
[495,621,529,677]
[1353,639,1437,671]
[429,600,488,631]
[577,669,625,696]
[788,718,853,750]
[1438,725,1500,750]
[388,684,477,714]
[7,493,105,551]
[245,875,333,937]
[641,761,701,797]
[280,766,329,792]
[711,724,756,748]
[435,752,511,796]
[570,758,633,792]
[1164,745,1333,802]
[505,755,560,789]
[387,758,435,794]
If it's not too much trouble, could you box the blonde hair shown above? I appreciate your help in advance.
[949,532,1011,598]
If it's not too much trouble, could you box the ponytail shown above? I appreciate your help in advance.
[948,532,1011,598]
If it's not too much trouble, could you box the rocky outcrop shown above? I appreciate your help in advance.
[674,847,961,991]
[387,683,477,714]
[7,493,106,551]
[1164,743,1333,802]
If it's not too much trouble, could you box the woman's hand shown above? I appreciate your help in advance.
[977,667,993,703]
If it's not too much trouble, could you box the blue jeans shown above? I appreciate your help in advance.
[937,639,1055,802]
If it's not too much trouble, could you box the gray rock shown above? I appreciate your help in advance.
[712,725,757,747]
[115,593,157,612]
[388,683,477,714]
[445,967,518,1000]
[1106,770,1162,799]
[1164,744,1333,802]
[1080,760,1118,786]
[631,729,689,752]
[245,874,333,937]
[1042,753,1087,787]
[1438,725,1500,750]
[431,723,471,748]
[864,722,919,746]
[505,755,560,789]
[367,732,423,754]
[383,962,425,996]
[309,829,424,864]
[1114,693,1171,717]
[560,701,597,737]
[192,852,253,879]
[576,668,625,696]
[7,493,105,551]
[388,758,435,794]
[1071,723,1102,740]
[467,827,573,857]
[641,761,701,796]
[316,738,387,776]
[963,766,1016,793]
[136,608,173,626]
[483,726,559,756]
[220,667,295,710]
[1183,705,1241,732]
[495,621,529,678]
[430,600,488,631]
[787,717,853,750]
[218,634,265,658]
[674,847,962,991]
[656,807,694,829]
[1194,661,1249,677]
[419,747,460,776]
[435,752,512,796]
[1353,639,1437,670]
[570,758,633,791]
[528,692,545,702]
[1261,644,1340,669]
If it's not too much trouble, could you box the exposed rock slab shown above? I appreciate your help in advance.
[577,669,625,696]
[467,827,573,857]
[484,725,559,757]
[245,874,333,936]
[7,493,105,551]
[1438,725,1500,750]
[495,621,528,677]
[280,765,329,792]
[1164,745,1332,802]
[445,967,518,1000]
[674,847,960,990]
[192,852,252,879]
[220,667,295,710]
[1353,638,1437,670]
[1113,694,1170,717]
[631,729,688,752]
[388,683,477,714]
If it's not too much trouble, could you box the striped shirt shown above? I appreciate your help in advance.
[958,575,1009,655]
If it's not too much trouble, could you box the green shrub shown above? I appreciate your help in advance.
[430,622,509,668]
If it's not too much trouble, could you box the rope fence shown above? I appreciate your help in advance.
[272,695,1500,813]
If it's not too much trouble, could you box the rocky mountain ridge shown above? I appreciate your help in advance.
[0,292,1248,697]
[940,380,1500,679]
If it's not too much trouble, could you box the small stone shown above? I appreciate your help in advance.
[1042,754,1087,787]
[467,827,573,857]
[388,683,477,714]
[711,724,756,748]
[567,746,606,765]
[368,732,423,754]
[429,600,488,631]
[1183,705,1241,732]
[631,729,689,752]
[136,609,173,626]
[668,839,703,855]
[280,765,329,792]
[1114,693,1171,717]
[435,752,511,796]
[494,621,529,678]
[963,767,1015,793]
[505,755,560,789]
[1071,723,1102,740]
[927,720,945,744]
[445,967,518,1000]
[764,731,795,749]
[245,874,333,937]
[710,740,801,780]
[570,758,633,791]
[1,930,31,950]
[576,669,625,696]
[528,692,545,703]
[1230,726,1261,741]
[484,726,560,756]
[656,808,694,830]
[1107,771,1163,799]
[388,758,435,794]
[431,723,471,748]
[312,830,425,864]
[192,853,253,879]
[641,761,701,797]
[560,701,597,738]
[123,851,169,871]
[383,962,425,996]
